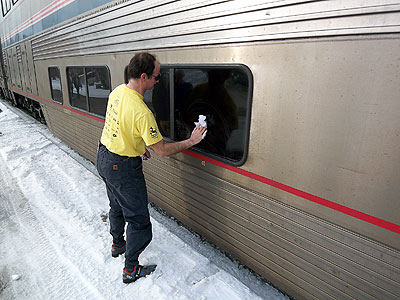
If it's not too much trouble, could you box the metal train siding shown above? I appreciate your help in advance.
[1,1,400,299]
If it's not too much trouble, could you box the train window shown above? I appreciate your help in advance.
[143,68,171,138]
[124,64,252,165]
[67,67,87,110]
[1,0,11,17]
[67,66,111,117]
[86,66,111,116]
[172,67,251,164]
[48,67,63,104]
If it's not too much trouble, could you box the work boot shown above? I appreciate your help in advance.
[122,264,157,284]
[111,242,126,257]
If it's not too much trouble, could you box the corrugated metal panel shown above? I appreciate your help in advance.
[16,45,22,63]
[10,47,22,89]
[144,155,400,300]
[43,105,101,162]
[31,0,400,60]
[25,41,38,96]
[15,45,27,92]
[20,43,32,93]
[3,50,10,87]
[31,0,223,45]
[6,49,13,87]
[0,49,7,88]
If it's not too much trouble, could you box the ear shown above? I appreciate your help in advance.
[140,73,147,80]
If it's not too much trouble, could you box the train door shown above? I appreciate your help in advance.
[25,41,38,95]
[15,44,25,90]
[21,42,32,93]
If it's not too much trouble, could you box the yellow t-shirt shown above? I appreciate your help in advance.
[100,84,163,157]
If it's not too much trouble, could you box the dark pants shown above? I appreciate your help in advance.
[96,143,152,271]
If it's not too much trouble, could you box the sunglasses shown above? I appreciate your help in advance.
[150,73,161,81]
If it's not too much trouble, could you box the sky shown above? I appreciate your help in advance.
[0,99,290,300]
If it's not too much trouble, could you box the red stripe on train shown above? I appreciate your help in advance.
[183,150,400,234]
[10,87,104,122]
[9,87,400,234]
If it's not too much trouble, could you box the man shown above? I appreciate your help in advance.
[96,52,206,284]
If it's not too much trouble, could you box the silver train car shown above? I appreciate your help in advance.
[1,1,399,299]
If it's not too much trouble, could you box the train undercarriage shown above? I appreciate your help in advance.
[0,88,46,124]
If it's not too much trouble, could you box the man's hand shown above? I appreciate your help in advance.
[141,148,151,160]
[189,125,207,147]
[149,125,207,157]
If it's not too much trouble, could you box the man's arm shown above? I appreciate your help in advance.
[150,125,206,157]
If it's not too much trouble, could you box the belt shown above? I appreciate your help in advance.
[99,142,141,161]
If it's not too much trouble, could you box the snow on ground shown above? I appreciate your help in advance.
[0,100,290,300]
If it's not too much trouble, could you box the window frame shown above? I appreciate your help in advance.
[66,65,111,118]
[1,0,11,17]
[48,66,63,104]
[152,64,253,167]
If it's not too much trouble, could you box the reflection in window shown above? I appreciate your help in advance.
[144,69,170,138]
[128,65,251,164]
[67,67,87,110]
[86,66,110,116]
[174,68,249,162]
[48,67,63,103]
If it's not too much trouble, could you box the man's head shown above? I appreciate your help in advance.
[127,52,160,92]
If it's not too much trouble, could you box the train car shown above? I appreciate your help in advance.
[1,1,399,299]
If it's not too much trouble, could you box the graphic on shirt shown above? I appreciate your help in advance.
[104,96,120,139]
[149,127,158,139]
[101,85,163,156]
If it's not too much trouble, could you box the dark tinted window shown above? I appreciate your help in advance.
[67,67,87,110]
[86,66,110,116]
[125,65,251,164]
[48,67,63,103]
[174,68,250,162]
[144,68,170,138]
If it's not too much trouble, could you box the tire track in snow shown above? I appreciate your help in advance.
[0,155,106,300]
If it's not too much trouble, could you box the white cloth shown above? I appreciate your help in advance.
[194,115,207,139]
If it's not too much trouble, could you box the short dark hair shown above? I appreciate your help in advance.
[127,52,156,79]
